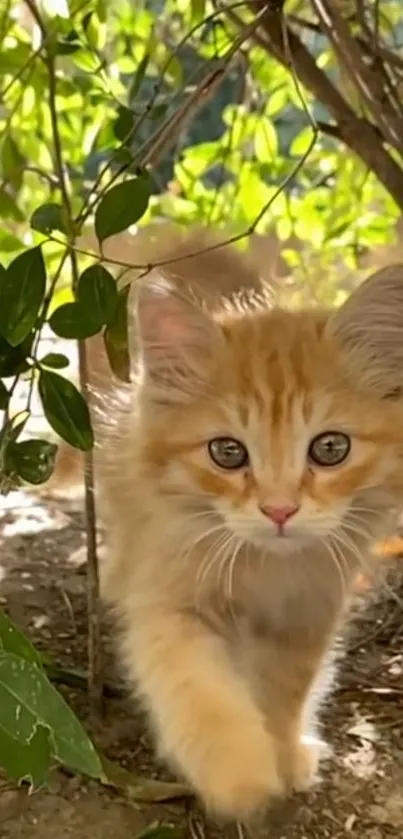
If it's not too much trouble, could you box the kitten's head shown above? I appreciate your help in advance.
[133,264,403,551]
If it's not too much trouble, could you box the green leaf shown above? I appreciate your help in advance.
[0,187,24,223]
[113,105,134,143]
[0,247,46,347]
[0,336,30,378]
[101,757,189,803]
[0,381,9,410]
[56,39,81,55]
[0,653,102,779]
[190,0,206,22]
[254,118,278,161]
[129,53,150,101]
[10,440,58,485]
[95,175,151,242]
[1,136,25,192]
[77,265,118,325]
[39,352,70,370]
[49,303,101,340]
[72,48,101,73]
[290,127,316,156]
[0,722,51,787]
[38,370,94,452]
[0,232,25,253]
[31,204,68,236]
[0,610,42,666]
[103,286,130,382]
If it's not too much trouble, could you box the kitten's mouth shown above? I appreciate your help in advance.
[262,526,319,548]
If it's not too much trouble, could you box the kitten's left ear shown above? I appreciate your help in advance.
[132,270,223,403]
[326,264,403,397]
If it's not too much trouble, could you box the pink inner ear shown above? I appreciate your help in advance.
[139,289,196,355]
[136,274,219,374]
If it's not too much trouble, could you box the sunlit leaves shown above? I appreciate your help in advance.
[290,128,317,157]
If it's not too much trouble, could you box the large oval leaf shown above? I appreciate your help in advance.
[0,721,51,787]
[104,286,130,381]
[0,652,102,780]
[39,352,69,370]
[95,175,151,242]
[38,370,94,451]
[49,302,101,340]
[77,264,118,325]
[31,203,68,235]
[0,610,42,666]
[0,247,46,346]
[0,335,30,377]
[10,439,58,485]
[0,381,10,410]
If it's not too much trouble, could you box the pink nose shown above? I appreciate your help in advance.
[259,504,300,525]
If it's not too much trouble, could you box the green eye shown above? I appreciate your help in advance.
[208,437,249,470]
[308,431,351,467]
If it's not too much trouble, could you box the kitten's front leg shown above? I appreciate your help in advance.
[254,637,330,795]
[121,609,284,821]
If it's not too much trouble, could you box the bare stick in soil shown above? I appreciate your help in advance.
[24,0,104,716]
[78,338,103,717]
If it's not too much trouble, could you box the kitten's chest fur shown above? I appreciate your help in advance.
[192,538,356,643]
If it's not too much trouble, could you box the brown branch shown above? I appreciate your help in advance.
[247,2,403,211]
[310,0,403,155]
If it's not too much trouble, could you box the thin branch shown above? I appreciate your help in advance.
[23,0,103,717]
[316,120,342,139]
[288,13,321,33]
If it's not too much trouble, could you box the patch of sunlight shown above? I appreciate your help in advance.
[0,490,70,538]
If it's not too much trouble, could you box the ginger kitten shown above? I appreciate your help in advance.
[92,231,403,822]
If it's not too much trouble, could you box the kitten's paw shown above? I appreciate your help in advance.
[188,727,284,820]
[288,734,323,792]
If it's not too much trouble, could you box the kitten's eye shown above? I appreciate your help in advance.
[208,437,249,470]
[308,431,351,467]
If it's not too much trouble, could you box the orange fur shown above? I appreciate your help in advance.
[52,227,403,821]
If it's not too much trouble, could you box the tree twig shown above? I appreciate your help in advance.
[24,0,103,717]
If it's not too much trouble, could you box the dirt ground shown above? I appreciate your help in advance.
[0,489,403,839]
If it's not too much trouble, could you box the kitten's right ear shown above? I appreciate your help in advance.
[132,271,223,402]
[326,264,403,397]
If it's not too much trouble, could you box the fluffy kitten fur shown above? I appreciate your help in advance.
[66,227,403,821]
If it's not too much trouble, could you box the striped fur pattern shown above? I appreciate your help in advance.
[56,227,403,822]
